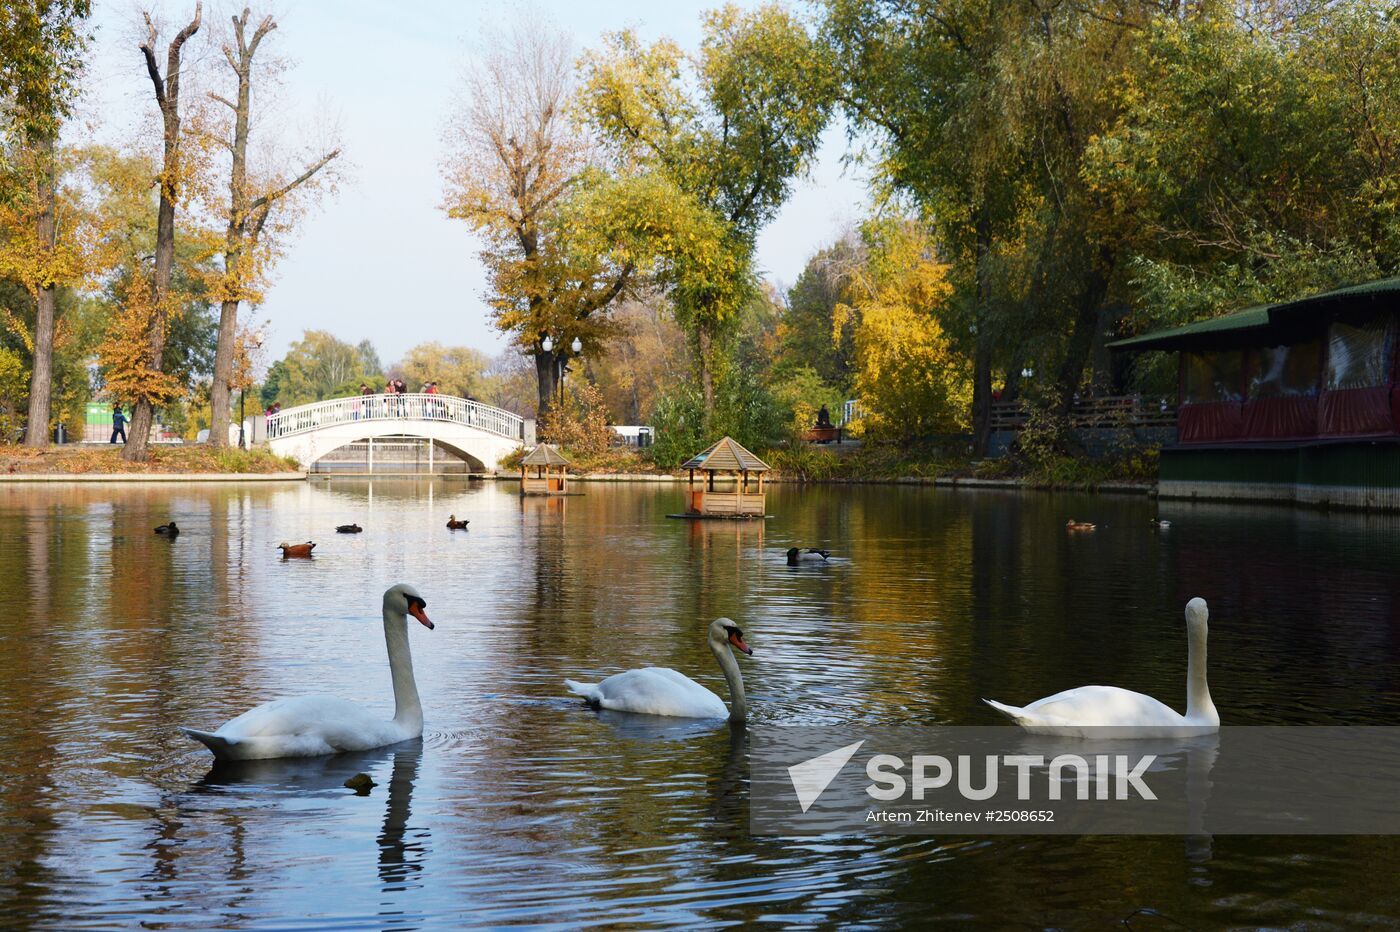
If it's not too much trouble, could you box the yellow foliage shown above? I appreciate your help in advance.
[95,273,183,407]
[847,220,971,440]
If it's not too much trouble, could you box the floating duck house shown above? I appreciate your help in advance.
[678,436,770,517]
[1111,276,1400,508]
[519,443,572,495]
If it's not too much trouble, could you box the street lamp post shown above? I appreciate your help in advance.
[238,326,267,450]
[540,334,583,410]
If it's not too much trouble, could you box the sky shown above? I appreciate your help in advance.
[76,0,872,365]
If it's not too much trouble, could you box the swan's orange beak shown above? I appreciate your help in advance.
[408,602,434,630]
[728,631,753,655]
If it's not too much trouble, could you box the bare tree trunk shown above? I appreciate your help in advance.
[127,4,201,463]
[697,326,715,429]
[209,298,239,445]
[535,350,557,424]
[1054,250,1115,418]
[24,135,58,447]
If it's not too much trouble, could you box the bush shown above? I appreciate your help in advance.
[767,365,846,440]
[764,443,840,480]
[538,380,613,456]
[647,384,705,468]
[712,365,789,454]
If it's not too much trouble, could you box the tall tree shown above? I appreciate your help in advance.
[0,0,92,446]
[206,6,339,448]
[124,2,201,462]
[579,4,836,422]
[442,16,633,422]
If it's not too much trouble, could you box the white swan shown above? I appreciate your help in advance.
[984,597,1218,737]
[180,584,435,760]
[565,618,753,722]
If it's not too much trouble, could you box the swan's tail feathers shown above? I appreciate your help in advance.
[180,727,237,756]
[982,698,1032,726]
[564,679,603,708]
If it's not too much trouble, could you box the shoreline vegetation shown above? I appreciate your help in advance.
[0,446,300,476]
[504,441,1160,492]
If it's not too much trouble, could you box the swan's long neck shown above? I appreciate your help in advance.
[1185,622,1217,725]
[384,607,422,732]
[712,638,747,723]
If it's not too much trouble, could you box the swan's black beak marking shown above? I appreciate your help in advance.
[728,628,753,656]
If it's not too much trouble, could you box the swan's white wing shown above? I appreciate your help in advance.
[592,667,728,718]
[1021,686,1186,726]
[190,696,408,759]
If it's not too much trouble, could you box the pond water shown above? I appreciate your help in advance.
[2,479,1399,929]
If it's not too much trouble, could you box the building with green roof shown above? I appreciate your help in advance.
[1110,276,1400,508]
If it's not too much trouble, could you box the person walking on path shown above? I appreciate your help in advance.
[110,404,128,444]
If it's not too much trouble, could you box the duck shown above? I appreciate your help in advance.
[336,523,363,534]
[1066,520,1097,532]
[1150,518,1171,529]
[278,541,316,558]
[180,583,435,759]
[566,618,753,723]
[786,547,831,565]
[154,522,179,536]
[983,597,1218,737]
[445,514,469,530]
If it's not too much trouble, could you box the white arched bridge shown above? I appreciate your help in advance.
[265,393,531,473]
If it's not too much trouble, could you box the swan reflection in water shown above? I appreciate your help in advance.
[195,741,430,893]
[1006,730,1220,861]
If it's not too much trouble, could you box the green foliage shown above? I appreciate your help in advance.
[763,443,840,480]
[647,384,706,468]
[0,1,91,148]
[712,363,788,453]
[395,341,487,396]
[647,363,791,468]
[767,364,845,440]
[579,4,837,412]
[780,235,862,389]
[261,330,382,407]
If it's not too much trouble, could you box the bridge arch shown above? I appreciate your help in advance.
[265,393,529,472]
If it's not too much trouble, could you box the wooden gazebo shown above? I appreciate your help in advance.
[520,444,572,495]
[677,436,770,517]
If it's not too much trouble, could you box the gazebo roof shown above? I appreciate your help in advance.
[680,436,770,473]
[520,444,572,467]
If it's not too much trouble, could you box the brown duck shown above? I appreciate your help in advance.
[278,541,316,558]
[445,514,469,530]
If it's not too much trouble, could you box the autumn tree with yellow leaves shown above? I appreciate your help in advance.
[0,0,92,445]
[204,6,340,448]
[113,2,202,462]
[578,4,836,424]
[841,218,971,442]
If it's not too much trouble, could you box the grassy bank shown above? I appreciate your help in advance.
[1,445,302,475]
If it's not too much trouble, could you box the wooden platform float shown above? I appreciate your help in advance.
[519,443,573,495]
[676,436,771,517]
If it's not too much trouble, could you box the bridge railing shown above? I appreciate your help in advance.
[266,393,525,441]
